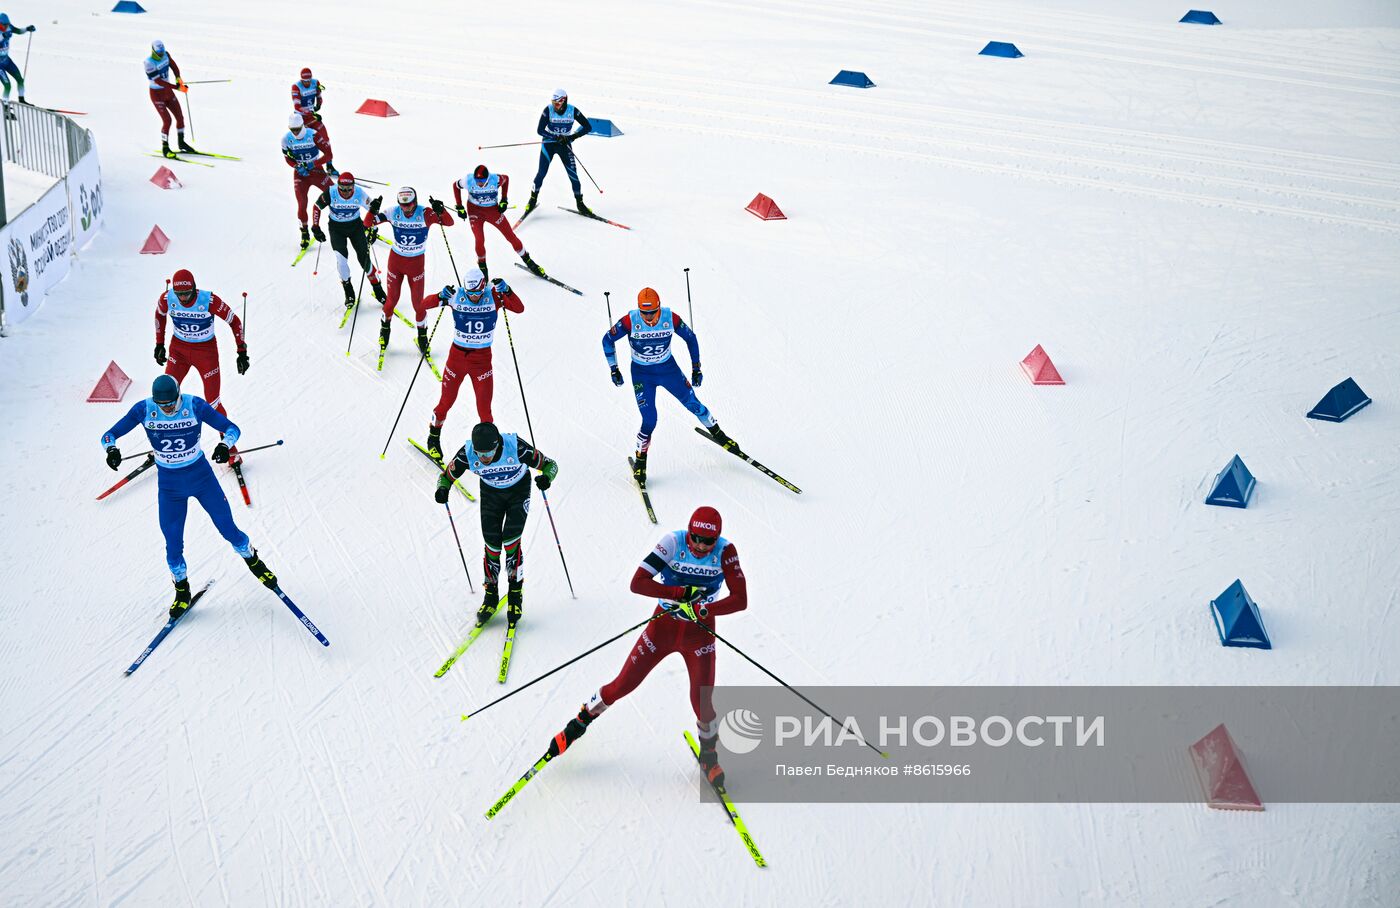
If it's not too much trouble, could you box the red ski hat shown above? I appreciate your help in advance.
[338,171,355,187]
[171,269,195,294]
[689,506,722,541]
[300,67,313,81]
[473,164,489,181]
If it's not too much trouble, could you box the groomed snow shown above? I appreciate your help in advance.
[2,1,1398,904]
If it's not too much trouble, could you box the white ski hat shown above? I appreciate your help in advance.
[465,268,487,291]
[552,88,567,101]
[288,112,304,129]
[151,39,165,54]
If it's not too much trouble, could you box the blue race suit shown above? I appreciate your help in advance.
[602,308,715,453]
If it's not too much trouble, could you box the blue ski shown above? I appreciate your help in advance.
[125,579,215,675]
[271,586,330,646]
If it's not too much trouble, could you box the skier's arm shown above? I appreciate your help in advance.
[208,294,246,348]
[314,129,333,167]
[706,544,748,617]
[154,293,169,345]
[168,57,182,82]
[101,401,147,449]
[452,179,465,209]
[310,189,331,227]
[444,445,470,480]
[536,109,551,139]
[672,314,702,366]
[493,282,524,314]
[281,135,300,169]
[516,439,558,483]
[194,398,240,447]
[572,111,592,139]
[425,207,454,228]
[632,535,689,600]
[498,174,510,200]
[602,315,631,367]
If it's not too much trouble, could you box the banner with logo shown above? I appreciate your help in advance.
[0,181,72,328]
[67,147,104,252]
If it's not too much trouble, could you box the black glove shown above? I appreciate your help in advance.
[27,25,36,32]
[430,197,446,216]
[455,204,468,218]
[439,285,456,301]
[498,198,509,213]
[236,346,250,375]
[560,134,576,145]
[154,342,166,365]
[610,365,624,386]
[691,365,703,387]
[434,478,451,504]
[212,443,230,464]
[105,446,122,471]
[311,224,326,243]
[535,473,552,491]
[369,195,382,214]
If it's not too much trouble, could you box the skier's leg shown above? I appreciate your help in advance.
[531,145,553,193]
[191,459,250,554]
[158,476,192,580]
[467,348,494,423]
[470,213,487,260]
[658,360,716,427]
[432,346,468,427]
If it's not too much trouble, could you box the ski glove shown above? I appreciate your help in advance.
[430,197,447,216]
[664,597,700,622]
[236,346,250,375]
[498,198,509,213]
[154,342,166,365]
[691,365,703,387]
[455,204,468,219]
[311,224,326,243]
[534,458,559,491]
[105,447,122,471]
[438,285,456,301]
[27,25,36,32]
[369,196,382,214]
[491,277,510,295]
[610,365,624,386]
[434,476,452,504]
[212,443,231,464]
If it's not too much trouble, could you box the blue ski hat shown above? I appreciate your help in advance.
[152,374,179,405]
[0,14,11,28]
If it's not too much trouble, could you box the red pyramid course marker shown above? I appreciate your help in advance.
[745,193,786,221]
[149,165,182,190]
[140,225,171,255]
[356,99,399,117]
[1020,344,1065,385]
[87,361,133,403]
[1189,724,1264,811]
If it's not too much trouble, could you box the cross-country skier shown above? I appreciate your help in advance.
[101,374,280,618]
[145,39,196,158]
[424,271,524,459]
[311,172,387,308]
[0,14,36,108]
[602,287,735,487]
[523,89,593,219]
[282,111,334,250]
[544,506,746,787]
[365,187,453,356]
[291,66,323,118]
[154,270,248,461]
[434,422,558,629]
[452,164,544,279]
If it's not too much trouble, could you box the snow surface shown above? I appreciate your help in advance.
[2,0,1399,904]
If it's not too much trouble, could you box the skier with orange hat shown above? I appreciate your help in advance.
[602,287,733,487]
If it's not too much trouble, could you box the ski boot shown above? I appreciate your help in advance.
[299,224,311,250]
[520,252,545,278]
[476,582,499,625]
[507,580,523,627]
[341,279,357,308]
[574,194,593,217]
[706,423,739,452]
[547,704,596,757]
[161,139,177,159]
[370,278,386,304]
[169,579,193,620]
[18,97,32,106]
[243,549,279,590]
[476,258,490,282]
[416,325,430,357]
[697,733,726,788]
[427,423,444,461]
[378,318,392,353]
[523,190,538,217]
[178,136,198,155]
[631,451,647,488]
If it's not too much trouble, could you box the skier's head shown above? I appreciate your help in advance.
[473,164,489,183]
[152,374,181,414]
[150,39,165,59]
[464,268,488,299]
[552,88,568,113]
[171,269,196,304]
[0,13,11,31]
[472,422,503,463]
[687,506,722,556]
[300,67,314,83]
[288,111,305,135]
[337,171,356,196]
[637,287,661,325]
[397,186,417,212]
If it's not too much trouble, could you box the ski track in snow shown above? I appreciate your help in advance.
[2,0,1399,905]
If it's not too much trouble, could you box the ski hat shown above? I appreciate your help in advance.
[152,374,180,406]
[397,186,417,207]
[151,39,164,55]
[473,164,489,181]
[471,422,502,459]
[0,13,11,29]
[689,506,722,542]
[288,112,304,130]
[464,268,487,295]
[552,88,568,102]
[637,287,661,313]
[300,67,313,81]
[171,269,196,295]
[337,171,355,189]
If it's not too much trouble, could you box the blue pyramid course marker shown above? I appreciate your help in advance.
[1210,580,1271,649]
[1205,454,1256,508]
[980,42,1023,58]
[112,0,146,11]
[589,119,622,138]
[1307,377,1371,422]
[1180,10,1222,25]
[829,70,875,88]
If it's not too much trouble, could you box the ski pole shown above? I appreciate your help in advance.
[604,290,612,323]
[354,177,391,187]
[312,241,323,276]
[228,439,284,456]
[444,500,476,593]
[120,449,154,462]
[461,612,669,721]
[683,617,890,759]
[683,268,693,328]
[181,79,233,85]
[378,225,452,458]
[477,140,539,150]
[572,150,603,194]
[346,264,367,356]
[185,86,196,144]
[501,309,576,598]
[22,31,32,84]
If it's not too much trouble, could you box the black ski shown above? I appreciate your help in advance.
[628,457,658,524]
[125,580,215,675]
[693,428,802,494]
[512,262,583,296]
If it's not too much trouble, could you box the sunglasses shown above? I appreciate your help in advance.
[689,533,717,547]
